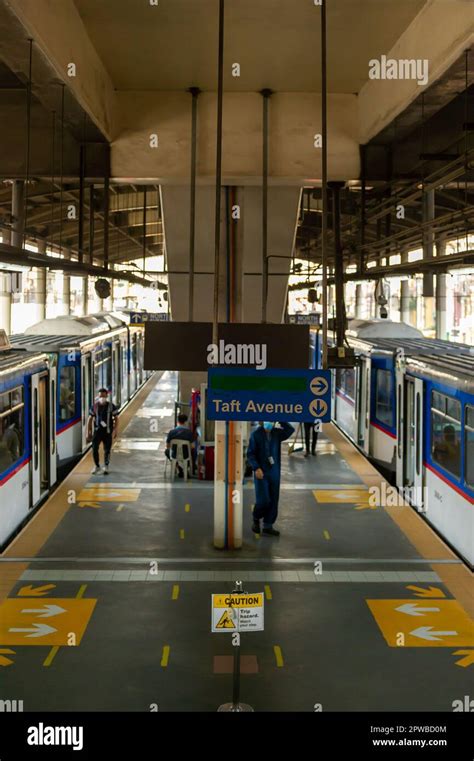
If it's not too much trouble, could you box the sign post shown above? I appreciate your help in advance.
[213,581,264,712]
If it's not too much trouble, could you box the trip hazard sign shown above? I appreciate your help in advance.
[211,592,264,633]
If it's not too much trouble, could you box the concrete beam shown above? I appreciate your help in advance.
[2,0,119,141]
[113,92,359,184]
[359,0,474,144]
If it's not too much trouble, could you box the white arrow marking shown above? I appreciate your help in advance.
[396,604,440,617]
[410,626,458,641]
[21,605,66,619]
[9,623,57,638]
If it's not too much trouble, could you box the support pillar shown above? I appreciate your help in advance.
[400,280,411,324]
[0,273,12,334]
[435,274,447,340]
[30,239,47,323]
[11,180,25,249]
[355,283,363,318]
[80,277,88,316]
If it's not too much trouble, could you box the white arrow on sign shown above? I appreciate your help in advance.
[411,626,458,641]
[9,623,57,638]
[21,605,66,619]
[396,604,440,617]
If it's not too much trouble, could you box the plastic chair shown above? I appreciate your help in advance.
[165,439,191,481]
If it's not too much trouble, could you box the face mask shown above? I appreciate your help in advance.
[98,397,108,405]
[263,422,273,431]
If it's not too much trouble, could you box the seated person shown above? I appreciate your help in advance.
[433,424,460,474]
[165,413,195,477]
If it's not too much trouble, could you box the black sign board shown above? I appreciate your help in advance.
[144,322,310,371]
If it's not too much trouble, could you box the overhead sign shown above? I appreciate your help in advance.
[212,592,264,633]
[130,311,169,325]
[144,322,310,371]
[288,314,320,325]
[207,368,331,422]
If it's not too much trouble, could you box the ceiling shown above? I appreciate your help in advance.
[73,0,426,93]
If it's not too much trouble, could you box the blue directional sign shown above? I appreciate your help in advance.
[207,368,331,423]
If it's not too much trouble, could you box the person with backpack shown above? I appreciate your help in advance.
[87,388,119,475]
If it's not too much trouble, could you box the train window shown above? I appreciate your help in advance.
[465,405,474,489]
[375,369,393,427]
[0,386,24,474]
[59,366,76,421]
[336,368,354,400]
[431,391,461,479]
[103,346,112,392]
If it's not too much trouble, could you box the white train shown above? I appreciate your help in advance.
[0,313,150,548]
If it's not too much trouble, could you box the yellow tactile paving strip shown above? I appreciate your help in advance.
[324,423,474,617]
[0,373,159,603]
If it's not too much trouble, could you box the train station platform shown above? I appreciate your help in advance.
[0,371,473,712]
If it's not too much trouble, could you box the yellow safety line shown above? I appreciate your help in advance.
[264,585,272,600]
[185,504,190,512]
[273,645,284,667]
[323,530,330,540]
[161,645,170,667]
[116,504,124,512]
[172,585,179,600]
[179,529,185,540]
[76,585,87,599]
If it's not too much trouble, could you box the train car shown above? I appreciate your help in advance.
[10,313,148,470]
[330,319,474,565]
[0,330,56,547]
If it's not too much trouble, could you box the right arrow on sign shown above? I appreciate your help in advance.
[9,623,57,639]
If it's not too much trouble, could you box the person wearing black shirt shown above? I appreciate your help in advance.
[87,388,119,475]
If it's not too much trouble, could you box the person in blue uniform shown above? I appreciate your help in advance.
[247,421,294,536]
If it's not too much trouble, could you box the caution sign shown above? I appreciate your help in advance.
[211,593,264,633]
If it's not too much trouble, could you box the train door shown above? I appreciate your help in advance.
[81,354,92,449]
[31,373,49,507]
[395,369,404,489]
[403,377,424,510]
[49,366,57,486]
[113,340,121,407]
[357,357,371,455]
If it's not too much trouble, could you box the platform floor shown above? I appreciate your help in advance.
[1,372,473,711]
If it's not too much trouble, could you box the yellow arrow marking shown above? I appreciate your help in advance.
[265,585,272,601]
[17,584,56,597]
[273,645,284,667]
[43,585,87,667]
[354,503,377,510]
[77,487,140,502]
[161,645,170,667]
[185,503,190,512]
[406,586,446,599]
[78,502,102,509]
[0,648,15,666]
[452,650,474,668]
[172,585,179,600]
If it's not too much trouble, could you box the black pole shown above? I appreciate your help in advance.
[359,145,366,277]
[320,0,328,368]
[142,186,147,276]
[330,182,345,348]
[232,634,241,708]
[212,0,225,345]
[78,144,85,263]
[103,147,110,271]
[261,88,272,323]
[89,184,95,264]
[189,87,200,321]
[59,85,65,255]
[24,39,33,248]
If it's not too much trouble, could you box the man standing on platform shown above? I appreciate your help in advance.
[88,388,119,475]
[247,421,294,536]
